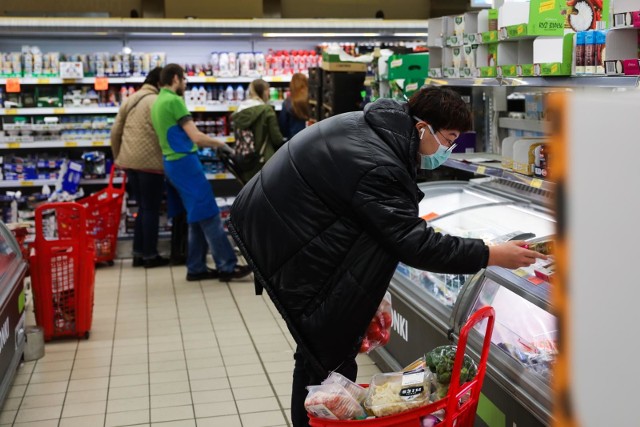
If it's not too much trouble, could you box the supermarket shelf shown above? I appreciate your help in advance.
[425,76,640,88]
[498,118,548,133]
[444,153,555,192]
[205,173,236,181]
[189,102,283,112]
[1,107,119,115]
[0,177,124,188]
[0,75,293,85]
[0,140,109,149]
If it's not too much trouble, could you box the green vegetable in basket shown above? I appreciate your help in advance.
[426,345,478,386]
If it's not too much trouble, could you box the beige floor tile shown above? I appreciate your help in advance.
[191,389,234,405]
[109,373,149,388]
[150,405,194,423]
[150,392,192,409]
[71,365,111,380]
[232,385,275,401]
[107,384,149,400]
[185,357,223,370]
[272,383,292,396]
[264,361,294,374]
[219,345,254,357]
[110,363,149,376]
[150,370,189,384]
[20,392,65,409]
[240,410,287,427]
[150,420,196,427]
[187,366,227,380]
[195,414,242,427]
[61,401,107,418]
[267,372,294,385]
[182,340,217,350]
[112,354,149,367]
[189,377,230,392]
[12,420,59,427]
[34,359,75,372]
[44,341,79,353]
[223,353,261,367]
[0,409,16,424]
[25,381,67,396]
[59,414,106,427]
[259,350,294,363]
[193,402,238,418]
[11,373,31,386]
[105,409,150,427]
[68,377,110,392]
[65,388,109,404]
[29,369,72,384]
[226,364,265,377]
[149,359,186,373]
[1,396,21,411]
[236,397,280,414]
[149,351,185,363]
[107,396,150,413]
[73,356,112,369]
[150,380,190,396]
[14,405,62,423]
[40,350,77,362]
[229,374,269,389]
[277,395,291,410]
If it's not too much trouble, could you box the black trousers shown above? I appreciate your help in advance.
[291,346,358,427]
[128,169,165,259]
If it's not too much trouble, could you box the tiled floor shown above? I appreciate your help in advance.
[0,260,381,427]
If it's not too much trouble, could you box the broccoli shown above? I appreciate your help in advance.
[425,345,478,388]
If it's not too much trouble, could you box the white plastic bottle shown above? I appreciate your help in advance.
[228,52,238,77]
[210,52,220,75]
[225,85,235,102]
[219,52,229,76]
[198,85,207,104]
[236,85,245,101]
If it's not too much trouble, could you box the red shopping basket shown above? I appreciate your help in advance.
[79,166,127,265]
[30,202,96,341]
[309,306,496,427]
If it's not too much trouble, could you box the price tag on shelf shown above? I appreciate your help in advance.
[7,142,20,149]
[228,106,238,111]
[4,109,18,115]
[194,106,207,112]
[92,141,106,146]
[6,78,20,93]
[205,77,217,83]
[225,136,235,143]
[53,108,66,114]
[64,141,78,147]
[213,173,228,180]
[20,181,34,187]
[270,76,284,82]
[530,178,543,189]
[94,77,109,91]
[37,78,51,84]
[476,166,487,174]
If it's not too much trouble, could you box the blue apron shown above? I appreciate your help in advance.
[164,154,219,224]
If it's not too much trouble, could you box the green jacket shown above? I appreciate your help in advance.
[231,99,284,182]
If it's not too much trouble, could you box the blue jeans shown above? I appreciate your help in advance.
[128,169,165,260]
[187,214,237,275]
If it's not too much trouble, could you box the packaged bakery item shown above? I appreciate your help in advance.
[364,366,431,417]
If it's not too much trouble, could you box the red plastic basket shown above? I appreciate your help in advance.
[29,202,96,341]
[78,167,127,265]
[309,306,496,427]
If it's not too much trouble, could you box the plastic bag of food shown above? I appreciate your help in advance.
[425,345,478,399]
[305,383,367,420]
[322,371,367,403]
[364,366,431,417]
[359,291,393,354]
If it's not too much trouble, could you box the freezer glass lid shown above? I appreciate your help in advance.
[418,188,503,220]
[0,226,19,286]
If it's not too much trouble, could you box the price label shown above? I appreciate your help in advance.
[92,141,106,146]
[4,109,18,115]
[194,106,207,112]
[37,78,51,84]
[530,178,543,189]
[225,136,235,143]
[514,269,529,277]
[20,181,34,187]
[64,141,78,147]
[205,77,217,83]
[6,78,20,93]
[476,166,487,174]
[270,76,284,82]
[94,77,109,91]
[228,106,238,111]
[214,173,228,180]
[7,142,20,149]
[53,108,66,114]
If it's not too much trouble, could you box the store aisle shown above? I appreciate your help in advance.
[0,261,381,427]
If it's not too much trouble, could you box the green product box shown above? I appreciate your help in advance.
[446,35,464,47]
[534,33,574,76]
[481,31,500,44]
[388,53,429,81]
[518,64,535,76]
[501,0,565,40]
[396,79,424,97]
[460,68,474,78]
[36,86,63,107]
[428,68,443,78]
[475,66,497,77]
[497,64,518,77]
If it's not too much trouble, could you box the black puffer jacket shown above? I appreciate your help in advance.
[229,99,489,377]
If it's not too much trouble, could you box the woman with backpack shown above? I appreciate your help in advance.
[231,79,284,183]
[279,73,310,142]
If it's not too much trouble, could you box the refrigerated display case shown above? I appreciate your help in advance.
[369,177,555,427]
[0,222,28,408]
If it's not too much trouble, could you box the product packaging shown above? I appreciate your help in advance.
[575,31,586,74]
[305,383,367,420]
[595,29,607,74]
[359,291,392,354]
[364,367,431,417]
[584,31,596,74]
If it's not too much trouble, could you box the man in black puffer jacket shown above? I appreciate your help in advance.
[228,87,546,427]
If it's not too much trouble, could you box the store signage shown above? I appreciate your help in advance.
[392,308,409,342]
[6,78,20,93]
[0,318,10,355]
[94,77,109,91]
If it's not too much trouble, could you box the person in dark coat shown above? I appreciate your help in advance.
[278,73,309,142]
[228,87,546,427]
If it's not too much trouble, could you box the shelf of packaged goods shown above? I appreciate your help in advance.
[0,177,124,188]
[0,140,110,149]
[205,173,236,181]
[444,153,555,193]
[188,102,283,112]
[498,118,548,133]
[424,76,640,88]
[0,75,294,85]
[1,107,119,115]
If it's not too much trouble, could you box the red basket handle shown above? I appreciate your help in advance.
[34,202,88,244]
[444,306,495,424]
[108,165,127,192]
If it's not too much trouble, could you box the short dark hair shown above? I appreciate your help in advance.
[143,67,162,87]
[408,87,472,133]
[159,63,184,87]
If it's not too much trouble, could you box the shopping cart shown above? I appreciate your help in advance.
[29,202,95,341]
[308,306,496,427]
[78,166,127,266]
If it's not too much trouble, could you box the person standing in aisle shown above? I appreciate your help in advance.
[151,64,252,282]
[228,87,547,427]
[111,67,169,268]
[230,78,284,183]
[278,73,309,142]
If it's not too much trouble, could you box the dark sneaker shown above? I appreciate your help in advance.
[219,265,253,282]
[186,268,220,282]
[144,256,170,268]
[133,256,144,267]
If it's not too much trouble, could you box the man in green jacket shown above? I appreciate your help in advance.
[231,79,284,183]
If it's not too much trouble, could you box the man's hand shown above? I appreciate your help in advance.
[218,143,235,157]
[488,240,548,269]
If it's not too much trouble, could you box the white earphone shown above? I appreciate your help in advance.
[419,128,426,140]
